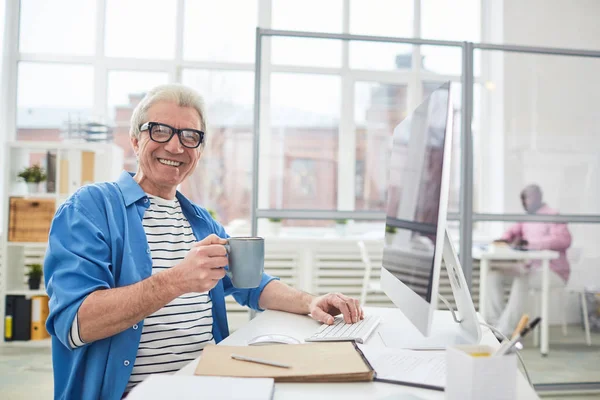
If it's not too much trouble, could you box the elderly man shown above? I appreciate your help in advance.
[44,84,364,399]
[486,184,572,336]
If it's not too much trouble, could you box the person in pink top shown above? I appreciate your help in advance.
[485,184,572,336]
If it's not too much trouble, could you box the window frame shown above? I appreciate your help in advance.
[1,0,484,229]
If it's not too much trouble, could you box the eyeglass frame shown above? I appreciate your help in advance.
[138,121,205,149]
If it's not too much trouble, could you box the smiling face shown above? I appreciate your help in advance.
[131,101,203,199]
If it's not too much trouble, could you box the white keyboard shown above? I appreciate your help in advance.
[305,314,381,344]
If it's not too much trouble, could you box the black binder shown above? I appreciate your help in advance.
[5,295,32,341]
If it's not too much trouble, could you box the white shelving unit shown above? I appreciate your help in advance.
[0,141,124,346]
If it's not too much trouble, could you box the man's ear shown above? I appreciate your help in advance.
[130,135,140,154]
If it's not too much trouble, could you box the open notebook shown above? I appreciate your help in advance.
[195,342,374,383]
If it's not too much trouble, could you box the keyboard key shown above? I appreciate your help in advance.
[305,315,381,343]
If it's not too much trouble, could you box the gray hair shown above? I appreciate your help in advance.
[129,84,207,147]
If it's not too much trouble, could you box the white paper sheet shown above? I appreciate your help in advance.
[127,375,275,400]
[358,344,446,389]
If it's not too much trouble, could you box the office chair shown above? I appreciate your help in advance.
[531,252,596,347]
[358,241,382,306]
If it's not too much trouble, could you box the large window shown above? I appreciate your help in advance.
[9,0,481,227]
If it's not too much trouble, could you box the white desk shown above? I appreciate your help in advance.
[178,307,539,399]
[474,247,559,356]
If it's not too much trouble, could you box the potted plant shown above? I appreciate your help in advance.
[335,219,348,236]
[385,225,397,245]
[26,263,43,290]
[18,164,47,194]
[268,218,282,236]
[207,209,218,220]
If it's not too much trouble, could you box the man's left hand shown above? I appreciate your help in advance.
[309,293,364,325]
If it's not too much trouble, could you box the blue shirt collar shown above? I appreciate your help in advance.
[115,171,200,217]
[116,171,147,207]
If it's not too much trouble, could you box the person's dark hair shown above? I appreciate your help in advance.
[521,184,543,200]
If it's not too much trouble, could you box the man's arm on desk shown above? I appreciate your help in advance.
[258,280,364,325]
[497,222,523,243]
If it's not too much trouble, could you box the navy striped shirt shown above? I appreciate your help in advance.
[124,195,214,391]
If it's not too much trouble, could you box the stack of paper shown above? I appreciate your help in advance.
[127,375,275,400]
[357,344,446,391]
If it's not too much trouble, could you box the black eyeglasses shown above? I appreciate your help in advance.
[139,122,204,149]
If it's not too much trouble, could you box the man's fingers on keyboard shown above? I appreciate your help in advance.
[337,294,359,323]
[346,298,359,323]
[313,307,334,325]
[351,298,361,323]
[334,296,353,324]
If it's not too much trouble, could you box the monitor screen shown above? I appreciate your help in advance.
[382,83,451,304]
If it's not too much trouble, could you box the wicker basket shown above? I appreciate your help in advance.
[8,198,56,242]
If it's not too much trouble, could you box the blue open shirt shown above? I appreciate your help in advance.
[44,171,277,400]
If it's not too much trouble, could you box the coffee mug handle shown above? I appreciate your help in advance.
[223,243,232,279]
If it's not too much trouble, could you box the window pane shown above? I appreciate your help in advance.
[19,0,96,55]
[269,73,340,210]
[108,71,169,122]
[105,0,176,59]
[272,0,342,68]
[349,0,413,71]
[181,70,255,227]
[272,37,341,68]
[475,50,600,215]
[350,0,413,37]
[355,82,408,211]
[350,43,413,71]
[422,45,463,76]
[273,0,342,33]
[107,71,169,171]
[421,0,481,42]
[17,63,94,141]
[183,0,257,63]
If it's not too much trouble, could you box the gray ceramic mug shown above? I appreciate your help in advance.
[224,237,265,288]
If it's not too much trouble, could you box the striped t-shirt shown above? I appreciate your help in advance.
[67,195,215,392]
[125,195,215,390]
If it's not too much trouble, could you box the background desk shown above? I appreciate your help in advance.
[177,307,539,400]
[474,247,559,356]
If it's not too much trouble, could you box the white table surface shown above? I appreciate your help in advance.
[473,246,559,356]
[177,307,539,400]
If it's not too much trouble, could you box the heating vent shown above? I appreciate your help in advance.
[226,245,300,331]
[313,241,392,308]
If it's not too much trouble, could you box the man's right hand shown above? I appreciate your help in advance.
[170,234,229,294]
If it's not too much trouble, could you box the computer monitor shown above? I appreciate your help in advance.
[379,82,481,348]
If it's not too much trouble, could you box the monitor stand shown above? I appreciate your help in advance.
[378,229,482,350]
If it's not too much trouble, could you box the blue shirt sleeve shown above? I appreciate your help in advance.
[205,213,278,311]
[44,196,114,350]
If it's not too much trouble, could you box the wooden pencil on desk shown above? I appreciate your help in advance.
[511,314,529,340]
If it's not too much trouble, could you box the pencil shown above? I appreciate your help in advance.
[230,354,291,369]
[511,314,529,340]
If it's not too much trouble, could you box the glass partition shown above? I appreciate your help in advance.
[472,221,600,386]
[474,50,600,216]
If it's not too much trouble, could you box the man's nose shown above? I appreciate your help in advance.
[164,132,184,153]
